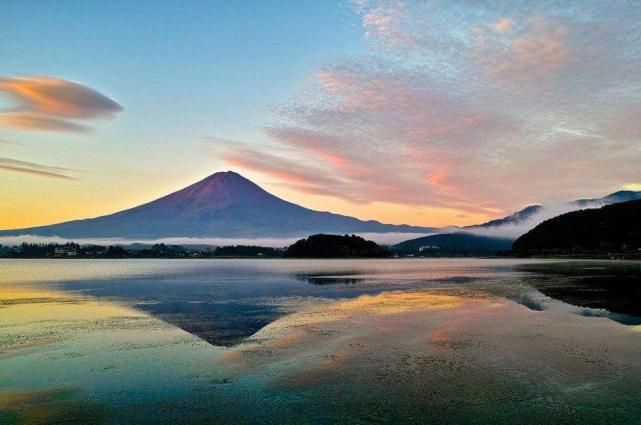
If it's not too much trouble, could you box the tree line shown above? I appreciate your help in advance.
[0,243,283,259]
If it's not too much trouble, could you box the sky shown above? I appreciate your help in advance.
[1,0,641,230]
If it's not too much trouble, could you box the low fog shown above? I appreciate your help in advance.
[464,200,616,240]
[0,232,433,248]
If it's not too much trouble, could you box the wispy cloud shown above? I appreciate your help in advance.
[204,138,360,200]
[0,76,122,132]
[356,1,415,49]
[623,183,641,191]
[212,0,641,222]
[0,157,75,180]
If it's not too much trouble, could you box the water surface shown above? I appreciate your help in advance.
[1,259,641,424]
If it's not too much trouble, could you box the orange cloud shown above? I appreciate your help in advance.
[426,170,448,188]
[0,76,122,132]
[0,114,87,133]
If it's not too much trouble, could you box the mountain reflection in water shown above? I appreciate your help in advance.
[514,262,641,325]
[30,259,641,346]
[2,259,641,424]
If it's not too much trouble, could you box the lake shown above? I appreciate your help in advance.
[1,259,641,424]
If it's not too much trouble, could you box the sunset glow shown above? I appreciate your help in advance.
[1,1,641,230]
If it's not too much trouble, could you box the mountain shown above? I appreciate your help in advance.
[470,205,543,229]
[465,190,641,239]
[512,199,641,256]
[393,233,513,257]
[573,190,641,207]
[388,189,641,258]
[0,171,435,239]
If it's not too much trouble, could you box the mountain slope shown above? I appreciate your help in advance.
[393,233,513,257]
[512,199,641,255]
[573,190,641,207]
[470,205,543,229]
[0,171,434,239]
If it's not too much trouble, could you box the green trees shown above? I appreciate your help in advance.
[513,199,641,256]
[283,234,390,258]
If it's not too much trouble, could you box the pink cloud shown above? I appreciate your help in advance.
[208,1,641,223]
[260,65,523,214]
[484,18,571,81]
[495,18,515,34]
[357,1,416,49]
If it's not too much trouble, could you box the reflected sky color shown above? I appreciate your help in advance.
[2,259,641,423]
[2,1,641,229]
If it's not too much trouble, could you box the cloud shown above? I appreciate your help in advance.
[465,196,632,240]
[0,114,89,133]
[359,4,415,48]
[204,138,367,201]
[0,157,75,180]
[0,76,122,132]
[495,17,515,34]
[483,17,571,81]
[265,63,518,214]
[623,183,641,191]
[210,0,641,225]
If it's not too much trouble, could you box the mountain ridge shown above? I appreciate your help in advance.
[393,233,513,257]
[465,189,641,236]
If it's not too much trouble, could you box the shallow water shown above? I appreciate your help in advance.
[1,259,641,424]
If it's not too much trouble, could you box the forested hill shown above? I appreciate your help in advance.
[512,199,641,256]
[283,234,390,258]
[393,233,513,257]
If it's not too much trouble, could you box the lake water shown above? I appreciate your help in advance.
[1,259,641,424]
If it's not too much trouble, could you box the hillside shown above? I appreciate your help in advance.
[283,234,390,258]
[470,205,543,228]
[512,199,641,256]
[393,233,513,257]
